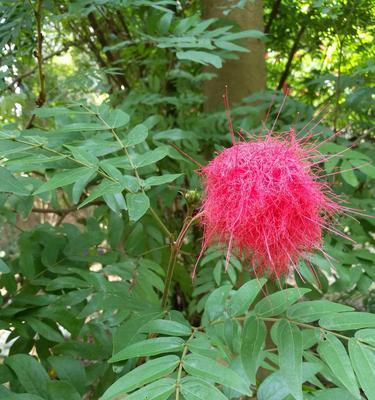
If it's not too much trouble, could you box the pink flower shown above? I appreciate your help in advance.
[200,130,339,277]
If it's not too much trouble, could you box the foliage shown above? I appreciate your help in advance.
[0,0,374,399]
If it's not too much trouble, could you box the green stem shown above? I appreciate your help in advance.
[1,135,113,182]
[175,329,196,400]
[258,316,351,342]
[149,206,173,240]
[211,314,375,350]
[161,243,178,309]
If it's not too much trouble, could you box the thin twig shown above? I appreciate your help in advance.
[265,0,282,34]
[2,42,78,94]
[25,0,46,129]
[30,200,104,215]
[168,142,202,168]
[87,11,130,89]
[333,36,344,132]
[277,9,312,90]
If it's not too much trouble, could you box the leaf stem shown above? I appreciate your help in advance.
[26,0,46,128]
[83,105,173,239]
[161,243,178,309]
[149,206,173,240]
[258,316,352,342]
[210,314,375,350]
[1,135,113,182]
[175,329,196,400]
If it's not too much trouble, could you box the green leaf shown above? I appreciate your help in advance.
[100,160,123,181]
[101,355,179,400]
[319,143,371,162]
[182,354,250,395]
[134,146,168,168]
[158,12,173,35]
[0,259,10,273]
[6,354,49,398]
[1,394,46,400]
[325,157,340,173]
[180,377,228,400]
[349,159,375,178]
[341,160,359,187]
[103,192,127,213]
[126,192,150,222]
[0,166,29,195]
[124,124,148,147]
[317,334,360,399]
[215,40,248,52]
[121,175,140,192]
[257,363,324,399]
[319,312,375,330]
[276,320,303,400]
[46,276,90,291]
[176,51,222,68]
[153,128,192,141]
[120,378,175,400]
[78,179,122,208]
[33,106,72,118]
[241,315,266,384]
[312,388,358,400]
[109,337,185,362]
[257,373,289,400]
[47,381,81,400]
[72,171,96,204]
[113,312,162,354]
[59,122,105,132]
[140,319,192,337]
[99,108,130,129]
[223,29,265,40]
[25,317,64,342]
[48,356,87,395]
[203,284,232,321]
[108,211,124,248]
[65,146,99,166]
[354,329,375,346]
[34,167,96,194]
[254,288,310,317]
[287,300,354,323]
[229,278,267,317]
[144,174,182,187]
[348,339,375,400]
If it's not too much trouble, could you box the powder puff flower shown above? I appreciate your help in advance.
[199,130,341,277]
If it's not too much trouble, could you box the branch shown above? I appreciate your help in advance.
[333,36,344,132]
[168,142,202,168]
[87,11,130,89]
[35,0,45,107]
[277,19,308,90]
[265,0,282,34]
[25,0,46,129]
[116,9,132,39]
[2,42,78,94]
[31,200,104,216]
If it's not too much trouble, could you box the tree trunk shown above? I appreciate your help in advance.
[203,0,266,110]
